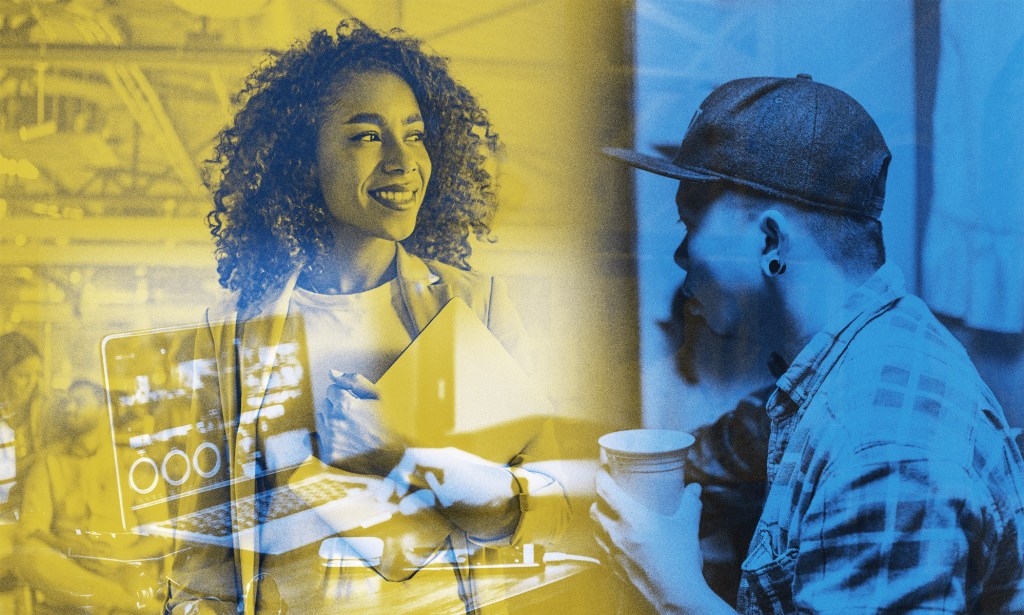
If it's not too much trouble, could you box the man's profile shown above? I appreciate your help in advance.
[594,75,1024,613]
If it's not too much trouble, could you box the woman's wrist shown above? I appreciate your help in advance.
[449,466,521,540]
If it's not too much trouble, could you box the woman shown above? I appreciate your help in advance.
[0,332,43,519]
[167,21,566,615]
[0,331,43,611]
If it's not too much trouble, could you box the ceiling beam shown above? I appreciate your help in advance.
[0,44,265,69]
[1,194,210,210]
[0,44,570,71]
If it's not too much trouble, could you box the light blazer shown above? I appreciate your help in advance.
[166,245,567,614]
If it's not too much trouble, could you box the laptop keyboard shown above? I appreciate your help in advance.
[165,479,358,537]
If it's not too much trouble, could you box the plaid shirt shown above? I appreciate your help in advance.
[694,264,1024,613]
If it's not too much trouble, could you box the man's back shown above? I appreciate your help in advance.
[742,264,1024,613]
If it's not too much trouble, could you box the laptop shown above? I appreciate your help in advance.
[373,297,554,462]
[100,318,397,555]
[100,298,550,554]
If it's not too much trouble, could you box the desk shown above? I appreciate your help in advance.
[259,540,615,614]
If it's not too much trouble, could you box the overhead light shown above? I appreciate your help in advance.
[171,0,271,18]
[0,154,40,180]
[18,121,57,142]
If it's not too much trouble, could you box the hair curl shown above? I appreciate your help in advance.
[207,20,499,308]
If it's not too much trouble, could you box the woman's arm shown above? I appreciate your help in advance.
[164,313,242,614]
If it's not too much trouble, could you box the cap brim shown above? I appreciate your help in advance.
[601,147,719,182]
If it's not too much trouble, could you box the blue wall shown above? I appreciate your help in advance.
[632,1,917,427]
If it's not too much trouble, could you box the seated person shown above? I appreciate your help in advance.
[17,380,171,614]
[596,74,1024,613]
[0,331,44,612]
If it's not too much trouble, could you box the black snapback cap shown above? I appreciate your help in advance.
[605,74,891,219]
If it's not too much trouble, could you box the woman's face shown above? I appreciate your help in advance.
[316,71,432,243]
[3,354,42,411]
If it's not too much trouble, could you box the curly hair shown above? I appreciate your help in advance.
[207,20,500,308]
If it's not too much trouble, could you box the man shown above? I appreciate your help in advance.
[18,380,168,613]
[594,75,1024,613]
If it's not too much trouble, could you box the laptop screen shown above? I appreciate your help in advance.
[100,317,315,529]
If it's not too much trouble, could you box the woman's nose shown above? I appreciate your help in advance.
[382,139,416,175]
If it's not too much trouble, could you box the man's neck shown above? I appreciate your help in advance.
[776,260,873,363]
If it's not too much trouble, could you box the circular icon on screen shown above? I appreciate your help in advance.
[128,457,160,495]
[193,442,222,479]
[161,448,192,486]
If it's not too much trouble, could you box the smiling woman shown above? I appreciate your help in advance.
[206,21,499,309]
[166,19,568,615]
[314,71,433,278]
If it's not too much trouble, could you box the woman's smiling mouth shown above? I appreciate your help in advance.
[369,186,419,210]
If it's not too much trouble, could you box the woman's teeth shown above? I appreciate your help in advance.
[372,190,415,205]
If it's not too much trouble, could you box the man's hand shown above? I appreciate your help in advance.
[384,447,519,540]
[591,470,734,615]
[316,371,406,476]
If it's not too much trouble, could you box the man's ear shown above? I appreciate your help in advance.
[758,209,791,276]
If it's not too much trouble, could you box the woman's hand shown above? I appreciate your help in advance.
[591,470,734,615]
[384,447,520,540]
[316,371,407,476]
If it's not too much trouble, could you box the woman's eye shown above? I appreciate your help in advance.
[352,132,381,142]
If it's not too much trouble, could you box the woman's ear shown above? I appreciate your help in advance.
[758,209,791,276]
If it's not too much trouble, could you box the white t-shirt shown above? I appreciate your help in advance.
[257,280,413,475]
[290,280,412,421]
[0,419,16,513]
[260,281,464,609]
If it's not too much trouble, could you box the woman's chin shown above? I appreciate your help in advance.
[380,222,418,243]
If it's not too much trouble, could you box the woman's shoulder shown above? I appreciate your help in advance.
[206,290,242,324]
[422,258,496,292]
[415,256,530,366]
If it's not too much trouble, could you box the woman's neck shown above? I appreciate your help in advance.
[307,230,399,294]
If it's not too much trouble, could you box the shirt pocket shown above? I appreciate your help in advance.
[738,532,798,615]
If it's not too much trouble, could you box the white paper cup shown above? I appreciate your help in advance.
[599,429,695,515]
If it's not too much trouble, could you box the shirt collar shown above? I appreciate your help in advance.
[394,242,441,286]
[766,263,908,419]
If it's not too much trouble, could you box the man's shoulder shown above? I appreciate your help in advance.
[839,293,978,392]
[817,294,1004,462]
[855,293,967,360]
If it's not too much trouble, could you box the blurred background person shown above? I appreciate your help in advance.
[17,379,170,614]
[0,331,44,613]
[0,332,44,512]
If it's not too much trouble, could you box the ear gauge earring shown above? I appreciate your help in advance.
[765,258,787,276]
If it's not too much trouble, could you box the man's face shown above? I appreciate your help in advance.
[673,183,766,337]
[68,385,105,455]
